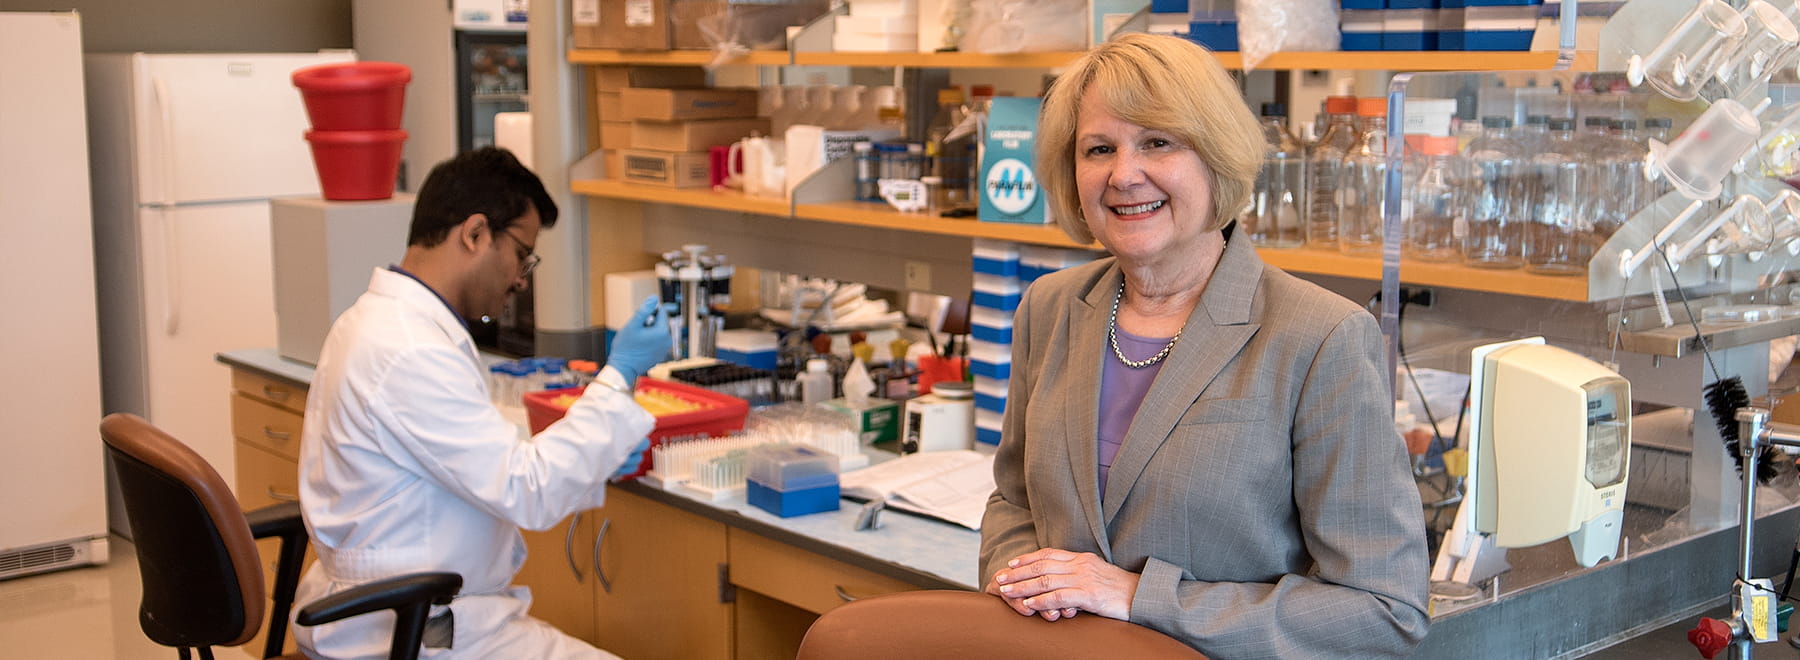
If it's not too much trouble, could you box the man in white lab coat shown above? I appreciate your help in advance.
[293,147,671,659]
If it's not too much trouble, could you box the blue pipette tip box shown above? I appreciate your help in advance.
[747,476,841,517]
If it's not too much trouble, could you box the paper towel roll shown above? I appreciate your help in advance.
[494,111,533,169]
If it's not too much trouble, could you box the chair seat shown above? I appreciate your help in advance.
[797,589,1208,659]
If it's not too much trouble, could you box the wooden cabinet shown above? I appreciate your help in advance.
[590,486,734,660]
[517,512,598,642]
[728,530,920,659]
[229,369,311,657]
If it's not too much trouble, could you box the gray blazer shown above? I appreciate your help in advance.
[980,233,1430,658]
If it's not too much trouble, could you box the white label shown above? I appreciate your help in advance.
[574,0,599,24]
[984,157,1038,216]
[625,0,655,27]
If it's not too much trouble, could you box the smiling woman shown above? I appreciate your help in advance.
[978,33,1431,659]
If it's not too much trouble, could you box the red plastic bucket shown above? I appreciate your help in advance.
[305,129,407,201]
[292,61,411,131]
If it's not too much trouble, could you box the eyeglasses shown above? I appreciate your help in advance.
[500,228,541,278]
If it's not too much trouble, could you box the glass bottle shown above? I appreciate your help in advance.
[926,87,973,210]
[1591,119,1649,242]
[1337,97,1388,258]
[1407,136,1465,263]
[1524,118,1592,275]
[1520,114,1550,154]
[1306,96,1360,247]
[1577,115,1613,151]
[1247,102,1305,248]
[1463,116,1526,269]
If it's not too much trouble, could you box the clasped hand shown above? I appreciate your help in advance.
[987,548,1140,622]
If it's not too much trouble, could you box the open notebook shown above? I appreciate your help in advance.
[840,450,995,530]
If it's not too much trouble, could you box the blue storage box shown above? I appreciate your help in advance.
[972,324,1013,344]
[973,290,1021,311]
[1463,0,1539,5]
[976,426,1003,445]
[1185,22,1238,51]
[971,360,1012,379]
[975,392,1006,413]
[1388,0,1435,6]
[1463,30,1532,49]
[1151,0,1188,13]
[747,477,841,518]
[973,256,1020,277]
[1340,0,1385,7]
[972,239,1021,277]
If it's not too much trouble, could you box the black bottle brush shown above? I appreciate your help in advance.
[1704,375,1781,485]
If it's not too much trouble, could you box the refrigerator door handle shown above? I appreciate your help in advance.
[151,76,180,336]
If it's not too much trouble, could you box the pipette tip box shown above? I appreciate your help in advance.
[746,445,842,517]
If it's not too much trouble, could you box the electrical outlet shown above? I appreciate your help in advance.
[904,261,931,291]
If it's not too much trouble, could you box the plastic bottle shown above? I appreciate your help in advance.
[1337,97,1388,258]
[926,87,972,210]
[1525,118,1591,276]
[1463,116,1527,269]
[853,141,879,201]
[1306,96,1359,247]
[1407,136,1465,263]
[825,85,866,130]
[1248,102,1305,248]
[799,358,834,405]
[863,85,904,130]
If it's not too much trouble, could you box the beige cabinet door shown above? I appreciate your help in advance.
[235,440,311,657]
[518,511,598,643]
[591,486,732,660]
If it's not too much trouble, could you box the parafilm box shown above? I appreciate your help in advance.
[979,96,1049,225]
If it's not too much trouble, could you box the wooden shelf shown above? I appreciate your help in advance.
[571,179,792,217]
[793,201,1088,247]
[570,48,1596,72]
[1258,246,1593,301]
[566,49,791,66]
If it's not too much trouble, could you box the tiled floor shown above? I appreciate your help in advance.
[0,535,252,660]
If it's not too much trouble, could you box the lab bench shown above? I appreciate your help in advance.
[217,348,977,660]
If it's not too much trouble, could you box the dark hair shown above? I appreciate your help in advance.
[407,147,558,247]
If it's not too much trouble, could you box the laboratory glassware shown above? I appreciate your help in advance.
[1464,117,1528,269]
[1407,136,1466,263]
[1337,97,1388,258]
[1305,95,1359,247]
[1524,118,1593,275]
[1247,102,1306,248]
[1648,96,1763,201]
[1627,0,1748,102]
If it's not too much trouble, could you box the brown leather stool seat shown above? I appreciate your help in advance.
[797,589,1208,659]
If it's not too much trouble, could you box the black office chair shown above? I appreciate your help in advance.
[101,412,462,660]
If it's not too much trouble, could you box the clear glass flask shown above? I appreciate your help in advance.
[1337,97,1388,258]
[1247,102,1305,248]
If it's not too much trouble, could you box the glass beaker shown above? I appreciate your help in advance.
[1628,0,1748,102]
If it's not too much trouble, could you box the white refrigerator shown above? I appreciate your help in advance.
[86,49,355,536]
[0,11,108,580]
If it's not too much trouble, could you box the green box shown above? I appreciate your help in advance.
[822,397,899,445]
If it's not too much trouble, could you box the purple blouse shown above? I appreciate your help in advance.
[1097,327,1170,496]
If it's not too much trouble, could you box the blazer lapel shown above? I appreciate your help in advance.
[1062,264,1117,558]
[1102,234,1264,522]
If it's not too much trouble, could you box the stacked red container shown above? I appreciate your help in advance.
[291,61,411,200]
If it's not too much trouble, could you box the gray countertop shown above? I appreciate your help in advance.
[215,347,982,591]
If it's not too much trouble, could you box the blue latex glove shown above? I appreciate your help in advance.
[606,295,672,384]
[612,437,652,480]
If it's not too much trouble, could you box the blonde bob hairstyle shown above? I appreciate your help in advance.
[1037,33,1263,246]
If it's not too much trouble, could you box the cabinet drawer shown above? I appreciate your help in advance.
[235,440,301,510]
[729,531,917,615]
[232,392,303,462]
[232,369,309,414]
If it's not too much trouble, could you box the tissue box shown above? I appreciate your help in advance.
[821,397,901,444]
[979,97,1050,225]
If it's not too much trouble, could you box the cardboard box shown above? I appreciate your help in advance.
[821,397,900,445]
[573,0,605,48]
[621,149,712,187]
[273,195,414,366]
[618,87,759,121]
[599,0,672,49]
[597,91,623,119]
[599,120,634,149]
[670,0,829,49]
[604,149,625,179]
[594,65,708,91]
[631,117,769,152]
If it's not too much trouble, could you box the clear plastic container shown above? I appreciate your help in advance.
[1701,304,1781,323]
[1406,136,1465,263]
[853,141,879,201]
[1524,118,1593,276]
[798,358,834,405]
[1650,97,1761,201]
[1337,97,1388,258]
[1247,102,1305,248]
[926,87,973,211]
[1463,116,1527,269]
[747,443,840,490]
[1305,96,1359,247]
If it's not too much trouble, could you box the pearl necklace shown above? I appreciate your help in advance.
[1109,281,1181,369]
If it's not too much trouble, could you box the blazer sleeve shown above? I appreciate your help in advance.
[1129,310,1431,659]
[979,284,1044,586]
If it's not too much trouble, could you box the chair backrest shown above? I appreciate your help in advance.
[797,590,1209,660]
[101,413,266,650]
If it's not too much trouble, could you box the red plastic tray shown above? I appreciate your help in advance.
[521,377,749,479]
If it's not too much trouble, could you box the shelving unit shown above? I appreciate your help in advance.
[568,48,1599,71]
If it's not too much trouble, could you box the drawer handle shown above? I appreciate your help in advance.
[262,426,291,441]
[266,487,299,503]
[834,585,860,603]
[564,511,584,583]
[261,384,291,402]
[592,518,613,594]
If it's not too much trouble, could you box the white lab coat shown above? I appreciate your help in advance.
[294,268,654,659]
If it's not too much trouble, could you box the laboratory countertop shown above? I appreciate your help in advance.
[214,348,982,591]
